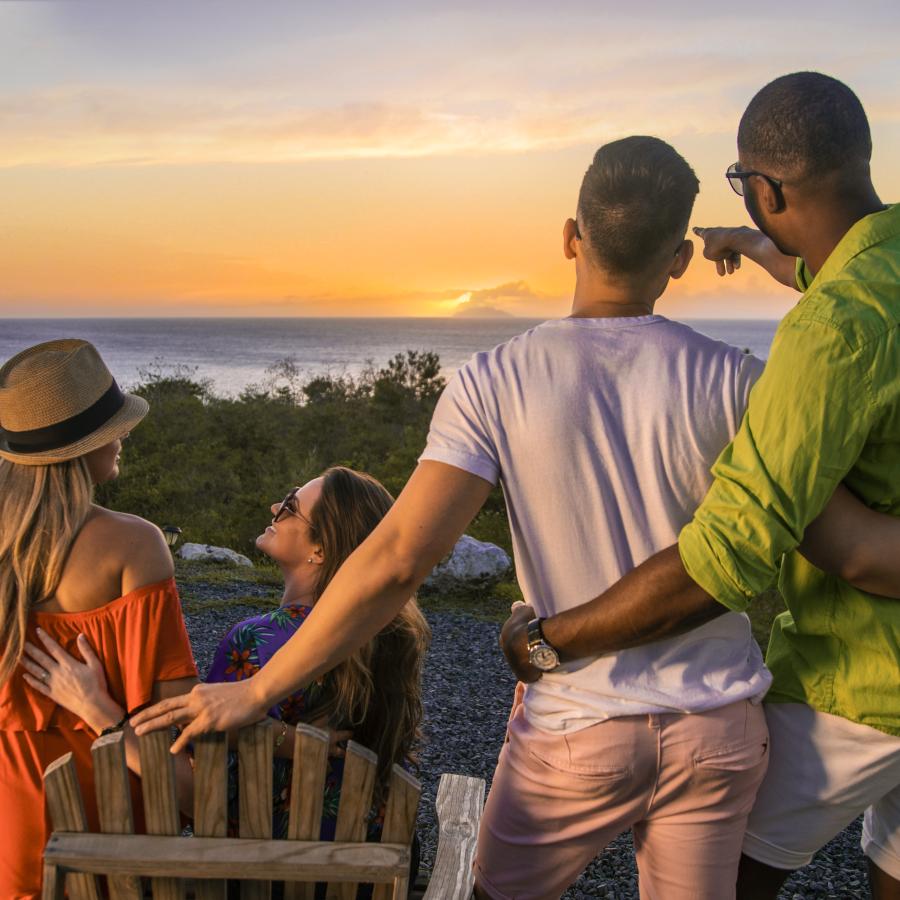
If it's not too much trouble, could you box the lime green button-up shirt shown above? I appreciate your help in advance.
[679,204,900,736]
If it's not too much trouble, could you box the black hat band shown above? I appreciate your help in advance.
[1,381,126,453]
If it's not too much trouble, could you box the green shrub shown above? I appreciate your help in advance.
[98,351,487,559]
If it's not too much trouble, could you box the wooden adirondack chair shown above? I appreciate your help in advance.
[41,721,485,900]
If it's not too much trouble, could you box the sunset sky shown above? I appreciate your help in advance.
[1,1,898,319]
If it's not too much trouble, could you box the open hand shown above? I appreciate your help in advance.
[499,602,544,684]
[131,680,269,754]
[22,630,113,727]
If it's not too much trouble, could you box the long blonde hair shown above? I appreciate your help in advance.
[307,467,431,795]
[0,458,94,686]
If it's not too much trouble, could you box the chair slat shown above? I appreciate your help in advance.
[327,741,377,900]
[43,833,410,881]
[43,753,101,900]
[421,774,485,900]
[285,724,329,900]
[91,733,142,900]
[192,731,228,900]
[373,766,421,900]
[138,730,185,900]
[239,720,274,900]
[41,860,65,900]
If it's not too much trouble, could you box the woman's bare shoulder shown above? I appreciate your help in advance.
[46,508,173,613]
[77,508,174,592]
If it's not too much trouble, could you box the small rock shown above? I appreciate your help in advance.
[178,542,254,568]
[423,535,511,593]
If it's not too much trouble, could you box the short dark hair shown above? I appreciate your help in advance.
[576,136,699,276]
[738,72,871,181]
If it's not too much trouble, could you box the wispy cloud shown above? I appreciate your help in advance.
[3,40,896,169]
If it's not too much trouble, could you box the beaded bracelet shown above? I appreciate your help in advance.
[99,711,131,737]
[273,720,288,750]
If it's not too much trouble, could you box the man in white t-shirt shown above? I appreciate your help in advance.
[420,137,771,899]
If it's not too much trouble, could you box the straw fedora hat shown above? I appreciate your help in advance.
[0,339,149,466]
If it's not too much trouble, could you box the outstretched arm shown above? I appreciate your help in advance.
[799,484,900,598]
[693,226,798,289]
[132,462,493,752]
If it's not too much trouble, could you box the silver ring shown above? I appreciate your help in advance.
[41,670,49,683]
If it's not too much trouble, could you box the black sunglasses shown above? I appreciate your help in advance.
[273,487,312,526]
[725,162,783,198]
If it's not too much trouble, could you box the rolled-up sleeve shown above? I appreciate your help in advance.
[679,313,875,611]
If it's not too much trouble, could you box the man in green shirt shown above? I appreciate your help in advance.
[498,72,900,897]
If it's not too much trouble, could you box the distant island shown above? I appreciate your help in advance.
[453,305,513,318]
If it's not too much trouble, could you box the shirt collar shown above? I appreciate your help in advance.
[803,203,900,294]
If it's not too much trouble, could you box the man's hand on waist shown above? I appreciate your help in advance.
[500,602,544,683]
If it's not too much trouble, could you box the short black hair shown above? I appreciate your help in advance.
[576,136,699,276]
[738,72,871,181]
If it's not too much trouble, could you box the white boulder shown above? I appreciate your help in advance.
[178,542,254,568]
[424,534,511,593]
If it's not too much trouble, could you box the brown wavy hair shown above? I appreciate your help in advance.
[0,457,94,687]
[306,466,430,794]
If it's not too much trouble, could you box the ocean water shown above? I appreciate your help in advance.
[0,317,779,396]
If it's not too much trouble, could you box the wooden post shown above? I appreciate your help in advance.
[192,731,228,900]
[91,732,142,900]
[374,766,421,900]
[285,725,329,900]
[238,720,274,900]
[43,753,101,900]
[327,742,377,900]
[421,774,485,900]
[41,861,66,900]
[139,730,185,900]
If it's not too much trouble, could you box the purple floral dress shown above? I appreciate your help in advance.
[206,604,383,843]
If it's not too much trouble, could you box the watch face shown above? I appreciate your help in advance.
[529,644,559,672]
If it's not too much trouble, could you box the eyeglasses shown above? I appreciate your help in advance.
[273,487,312,526]
[725,162,783,197]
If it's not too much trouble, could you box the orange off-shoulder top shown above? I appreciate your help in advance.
[0,577,198,900]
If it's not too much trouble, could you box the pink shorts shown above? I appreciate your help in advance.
[475,698,769,900]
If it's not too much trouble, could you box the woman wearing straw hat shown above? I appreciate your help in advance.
[0,339,199,900]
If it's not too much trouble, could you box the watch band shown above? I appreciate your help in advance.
[526,616,547,649]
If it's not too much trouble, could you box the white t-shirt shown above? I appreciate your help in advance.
[420,314,772,733]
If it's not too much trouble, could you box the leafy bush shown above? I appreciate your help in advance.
[98,351,512,560]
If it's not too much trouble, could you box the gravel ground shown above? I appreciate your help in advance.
[183,596,871,899]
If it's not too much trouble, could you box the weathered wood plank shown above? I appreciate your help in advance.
[42,753,101,900]
[41,861,65,900]
[238,720,274,900]
[421,774,485,900]
[373,766,421,900]
[43,833,410,881]
[191,731,228,900]
[138,730,184,900]
[285,724,329,900]
[91,733,142,900]
[328,741,377,900]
